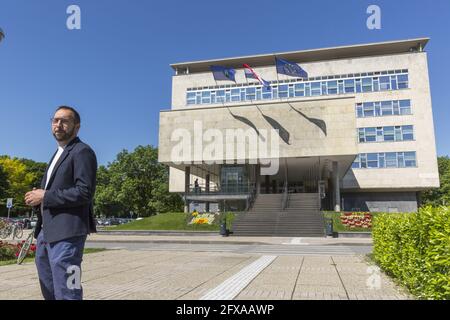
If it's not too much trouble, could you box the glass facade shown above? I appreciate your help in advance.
[352,152,417,169]
[186,70,409,106]
[356,100,412,118]
[358,125,414,143]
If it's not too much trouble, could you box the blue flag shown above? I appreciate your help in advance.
[210,65,236,82]
[275,57,308,79]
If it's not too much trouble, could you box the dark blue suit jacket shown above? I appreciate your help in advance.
[35,137,97,243]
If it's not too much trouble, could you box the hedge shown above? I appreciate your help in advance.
[372,206,450,299]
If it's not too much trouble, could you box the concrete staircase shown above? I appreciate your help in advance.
[232,193,325,237]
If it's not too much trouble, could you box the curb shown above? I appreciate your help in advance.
[87,239,264,245]
[97,230,219,236]
[337,232,372,238]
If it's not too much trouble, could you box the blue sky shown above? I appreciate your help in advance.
[0,0,449,165]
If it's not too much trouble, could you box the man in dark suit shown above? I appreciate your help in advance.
[25,106,97,300]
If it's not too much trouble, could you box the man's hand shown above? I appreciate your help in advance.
[25,189,46,206]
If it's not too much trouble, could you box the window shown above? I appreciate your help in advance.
[383,126,395,141]
[356,103,363,117]
[391,76,397,90]
[393,100,400,115]
[372,77,380,92]
[367,153,378,168]
[288,85,294,97]
[402,125,414,140]
[379,76,390,91]
[358,125,414,143]
[345,79,355,93]
[311,82,321,96]
[295,83,305,97]
[187,92,196,105]
[399,100,412,115]
[360,154,367,168]
[374,102,381,116]
[363,102,375,117]
[362,77,373,92]
[246,87,256,100]
[262,86,271,100]
[186,70,409,105]
[358,128,365,142]
[201,91,211,104]
[385,152,397,168]
[381,101,393,116]
[404,152,416,167]
[365,127,377,142]
[353,152,416,169]
[352,155,360,169]
[338,80,344,94]
[278,85,288,98]
[397,74,409,89]
[216,90,225,103]
[231,88,240,102]
[327,81,338,94]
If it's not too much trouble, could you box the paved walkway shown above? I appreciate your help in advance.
[0,249,411,300]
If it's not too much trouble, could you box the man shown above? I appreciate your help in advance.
[25,106,97,300]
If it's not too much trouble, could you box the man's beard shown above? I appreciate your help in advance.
[53,128,75,142]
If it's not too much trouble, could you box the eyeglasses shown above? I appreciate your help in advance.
[50,117,74,126]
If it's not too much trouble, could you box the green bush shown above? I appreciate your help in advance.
[372,206,450,299]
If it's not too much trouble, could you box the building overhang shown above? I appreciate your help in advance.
[170,38,429,74]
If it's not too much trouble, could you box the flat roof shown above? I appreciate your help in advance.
[171,38,429,73]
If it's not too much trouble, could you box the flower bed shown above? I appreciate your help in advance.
[0,240,36,261]
[189,212,218,225]
[340,212,372,229]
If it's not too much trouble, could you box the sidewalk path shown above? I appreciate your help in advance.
[0,249,411,300]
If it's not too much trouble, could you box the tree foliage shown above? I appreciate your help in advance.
[421,156,450,206]
[94,145,183,217]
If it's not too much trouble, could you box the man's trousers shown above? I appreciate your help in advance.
[35,231,86,300]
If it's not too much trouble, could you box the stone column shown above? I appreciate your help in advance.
[184,166,190,213]
[205,174,210,212]
[255,164,261,195]
[332,161,341,212]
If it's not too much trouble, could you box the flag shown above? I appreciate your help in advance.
[243,63,270,88]
[209,65,236,82]
[275,57,308,79]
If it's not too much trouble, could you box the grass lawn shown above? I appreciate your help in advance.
[323,211,380,232]
[0,248,107,267]
[105,212,235,231]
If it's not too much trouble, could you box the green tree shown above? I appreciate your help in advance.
[94,146,183,217]
[20,158,47,188]
[0,156,36,206]
[0,163,9,200]
[421,156,450,206]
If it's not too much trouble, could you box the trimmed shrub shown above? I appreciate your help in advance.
[373,206,450,299]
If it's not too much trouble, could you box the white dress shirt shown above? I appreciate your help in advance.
[45,146,65,190]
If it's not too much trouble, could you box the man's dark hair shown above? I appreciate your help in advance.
[56,106,81,124]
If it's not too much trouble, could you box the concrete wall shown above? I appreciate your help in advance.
[342,192,418,213]
[159,97,357,164]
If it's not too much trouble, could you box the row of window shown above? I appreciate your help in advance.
[358,125,414,143]
[356,100,412,118]
[186,72,409,105]
[352,152,417,169]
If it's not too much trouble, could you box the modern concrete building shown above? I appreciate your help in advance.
[159,38,440,221]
